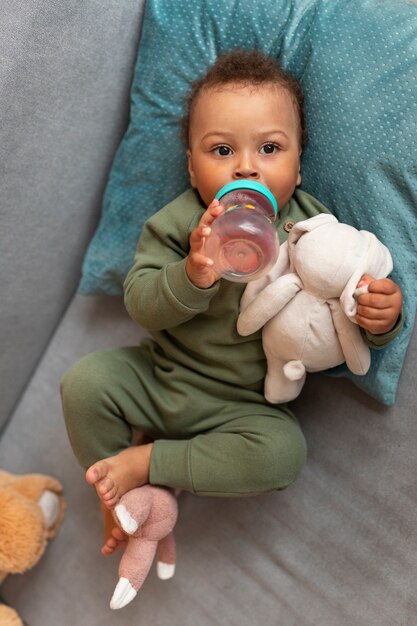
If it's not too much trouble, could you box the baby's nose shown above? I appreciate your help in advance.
[233,162,260,179]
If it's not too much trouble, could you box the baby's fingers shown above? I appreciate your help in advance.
[356,301,392,320]
[355,276,402,334]
[189,223,212,254]
[357,277,402,310]
[199,198,224,228]
[356,291,391,311]
[206,197,223,216]
[186,249,217,289]
[189,198,224,254]
[366,277,398,296]
[188,250,214,270]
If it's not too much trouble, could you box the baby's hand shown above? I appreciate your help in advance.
[186,198,224,289]
[355,274,403,334]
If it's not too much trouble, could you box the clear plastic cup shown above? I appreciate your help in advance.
[205,180,279,282]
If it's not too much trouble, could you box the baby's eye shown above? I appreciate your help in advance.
[213,145,232,157]
[260,143,279,154]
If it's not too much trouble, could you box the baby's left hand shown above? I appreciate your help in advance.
[355,274,403,334]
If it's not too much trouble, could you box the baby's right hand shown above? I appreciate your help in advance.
[186,198,224,289]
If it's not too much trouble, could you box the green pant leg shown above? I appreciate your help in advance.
[60,346,167,469]
[150,410,307,497]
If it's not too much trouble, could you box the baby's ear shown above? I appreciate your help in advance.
[296,147,302,186]
[187,149,197,188]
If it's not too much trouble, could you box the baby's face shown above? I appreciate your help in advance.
[187,83,302,211]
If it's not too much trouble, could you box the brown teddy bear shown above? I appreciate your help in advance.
[0,470,66,626]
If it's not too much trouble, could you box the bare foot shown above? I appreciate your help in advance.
[86,444,153,510]
[101,504,127,556]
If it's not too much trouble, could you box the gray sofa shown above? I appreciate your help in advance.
[1,2,416,625]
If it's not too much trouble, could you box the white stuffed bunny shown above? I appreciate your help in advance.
[237,214,393,403]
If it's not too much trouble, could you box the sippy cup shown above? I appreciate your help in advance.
[205,180,279,282]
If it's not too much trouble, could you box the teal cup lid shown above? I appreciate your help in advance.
[215,180,278,217]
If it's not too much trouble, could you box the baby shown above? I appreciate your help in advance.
[61,49,403,555]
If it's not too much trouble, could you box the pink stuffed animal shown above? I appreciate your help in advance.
[110,485,178,610]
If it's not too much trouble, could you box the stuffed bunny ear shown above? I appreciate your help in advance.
[287,214,338,266]
[340,231,393,321]
[240,241,290,311]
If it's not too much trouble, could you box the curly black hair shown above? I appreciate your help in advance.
[181,49,308,148]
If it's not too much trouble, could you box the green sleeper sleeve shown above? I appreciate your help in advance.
[124,190,220,331]
[361,308,404,349]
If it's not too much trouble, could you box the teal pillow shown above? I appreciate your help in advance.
[78,0,417,406]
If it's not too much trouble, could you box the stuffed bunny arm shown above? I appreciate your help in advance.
[327,299,371,375]
[237,273,302,336]
[239,241,291,312]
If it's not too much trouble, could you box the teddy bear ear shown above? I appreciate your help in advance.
[340,231,393,320]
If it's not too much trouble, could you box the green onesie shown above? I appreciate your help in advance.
[61,189,400,497]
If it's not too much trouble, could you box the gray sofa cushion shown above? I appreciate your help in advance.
[0,0,146,433]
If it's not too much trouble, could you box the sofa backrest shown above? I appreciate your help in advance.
[0,0,146,434]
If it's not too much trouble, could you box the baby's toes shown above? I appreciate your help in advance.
[102,531,126,556]
[112,527,126,541]
[97,476,116,497]
[86,460,109,486]
[102,541,115,556]
[102,488,119,508]
[102,538,118,556]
